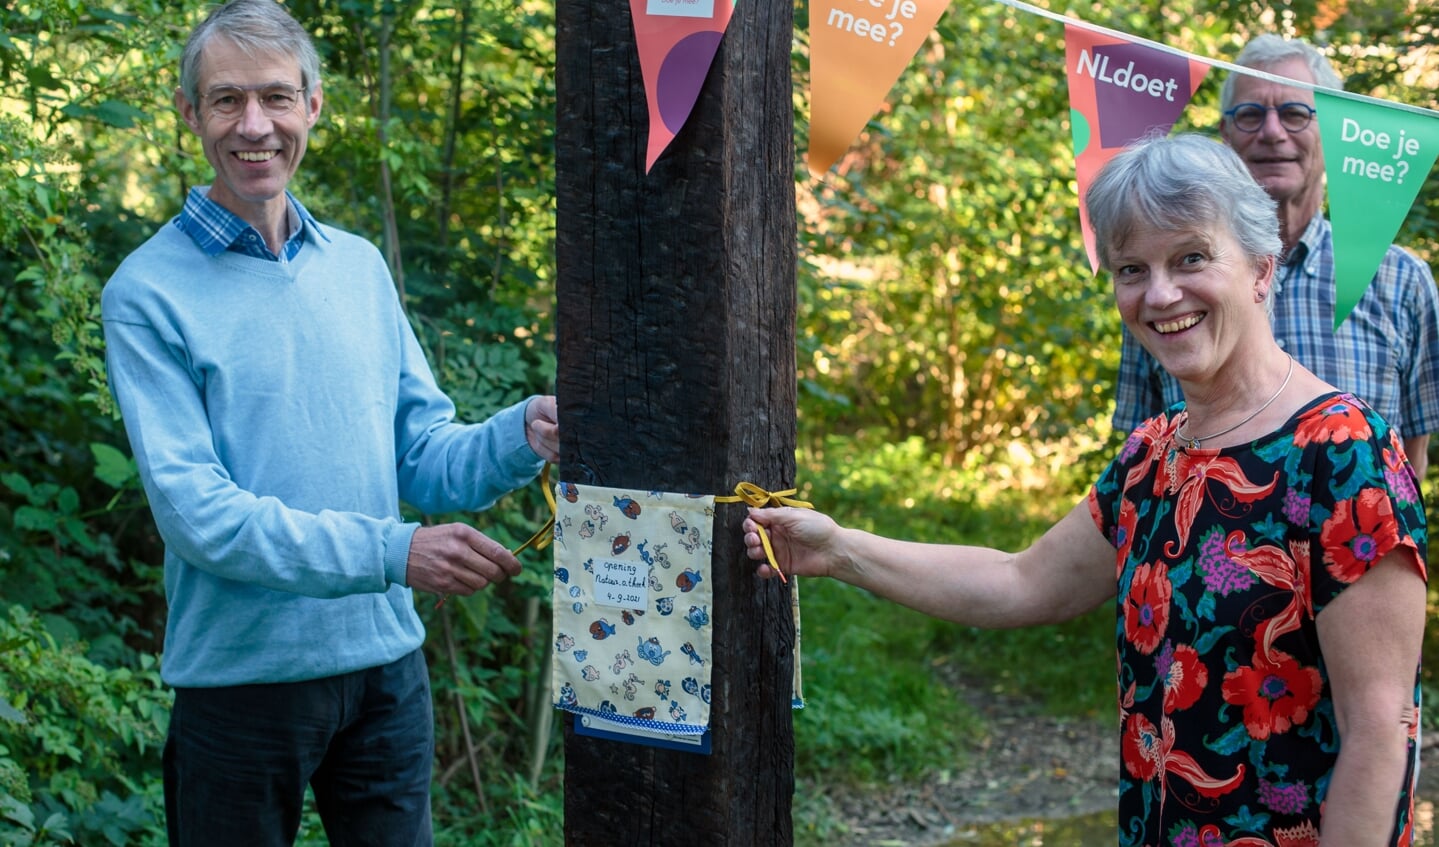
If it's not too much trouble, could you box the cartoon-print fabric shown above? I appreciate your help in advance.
[551,483,715,735]
[1089,392,1427,846]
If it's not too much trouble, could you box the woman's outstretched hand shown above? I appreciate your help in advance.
[743,506,843,580]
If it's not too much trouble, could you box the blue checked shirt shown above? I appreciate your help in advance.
[172,186,328,262]
[1113,212,1439,440]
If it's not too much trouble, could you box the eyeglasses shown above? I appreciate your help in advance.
[201,84,307,120]
[1223,102,1317,133]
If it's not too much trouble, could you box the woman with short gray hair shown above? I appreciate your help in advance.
[744,133,1426,845]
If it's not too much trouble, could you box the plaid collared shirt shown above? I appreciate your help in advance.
[172,186,327,262]
[1113,212,1439,440]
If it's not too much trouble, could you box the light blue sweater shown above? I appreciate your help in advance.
[102,216,544,687]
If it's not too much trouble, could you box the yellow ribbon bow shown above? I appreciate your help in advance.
[716,482,813,584]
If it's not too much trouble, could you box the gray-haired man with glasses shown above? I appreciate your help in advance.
[100,0,559,844]
[1113,34,1439,482]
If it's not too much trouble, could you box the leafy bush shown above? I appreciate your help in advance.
[0,605,169,847]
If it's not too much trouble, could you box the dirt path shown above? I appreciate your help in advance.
[809,676,1439,846]
[807,676,1116,845]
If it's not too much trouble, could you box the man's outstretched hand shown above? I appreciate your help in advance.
[406,523,522,597]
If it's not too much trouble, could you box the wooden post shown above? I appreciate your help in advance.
[554,1,797,843]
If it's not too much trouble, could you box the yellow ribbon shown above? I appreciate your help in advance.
[436,463,556,609]
[715,482,813,584]
[511,463,556,556]
[443,474,802,605]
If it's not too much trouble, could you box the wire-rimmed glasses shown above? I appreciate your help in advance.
[201,84,308,120]
[1222,102,1316,133]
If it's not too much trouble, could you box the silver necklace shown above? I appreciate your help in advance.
[1177,355,1295,450]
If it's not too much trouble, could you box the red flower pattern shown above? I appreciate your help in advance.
[1321,488,1406,584]
[1114,497,1139,574]
[1293,398,1372,448]
[1384,439,1409,475]
[1220,651,1322,741]
[1122,711,1160,782]
[1162,644,1206,714]
[1122,712,1245,810]
[1223,532,1311,663]
[1222,820,1320,847]
[1091,394,1423,844]
[1122,415,1180,494]
[1159,450,1278,558]
[1123,561,1170,655]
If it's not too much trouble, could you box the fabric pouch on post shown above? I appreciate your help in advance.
[551,482,715,746]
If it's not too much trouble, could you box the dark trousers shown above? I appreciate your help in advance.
[164,649,434,847]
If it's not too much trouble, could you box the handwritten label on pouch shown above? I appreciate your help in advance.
[594,559,650,609]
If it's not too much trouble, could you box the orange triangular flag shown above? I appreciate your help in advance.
[808,0,953,175]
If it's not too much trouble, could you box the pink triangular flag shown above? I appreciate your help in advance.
[630,0,736,172]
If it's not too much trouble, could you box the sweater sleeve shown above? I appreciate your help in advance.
[389,301,545,516]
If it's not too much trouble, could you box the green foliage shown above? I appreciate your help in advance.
[786,4,1439,809]
[433,772,564,847]
[796,2,1123,466]
[0,605,169,847]
[783,428,1126,841]
[1,458,144,635]
[1,0,175,685]
[1,2,179,419]
[795,0,1439,467]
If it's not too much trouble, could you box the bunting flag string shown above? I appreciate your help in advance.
[996,0,1439,323]
[627,0,1439,329]
[996,0,1439,120]
[799,0,1439,329]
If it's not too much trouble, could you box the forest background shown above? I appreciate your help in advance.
[2,0,1437,844]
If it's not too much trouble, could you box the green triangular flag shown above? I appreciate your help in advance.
[1316,91,1439,329]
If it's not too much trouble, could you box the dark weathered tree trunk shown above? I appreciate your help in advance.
[554,1,798,843]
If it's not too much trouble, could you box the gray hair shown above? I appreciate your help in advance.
[179,0,322,108]
[1219,34,1344,111]
[1085,133,1281,275]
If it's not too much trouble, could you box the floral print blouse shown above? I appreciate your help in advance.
[1089,392,1427,847]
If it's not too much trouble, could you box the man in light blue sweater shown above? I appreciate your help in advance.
[100,1,558,843]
